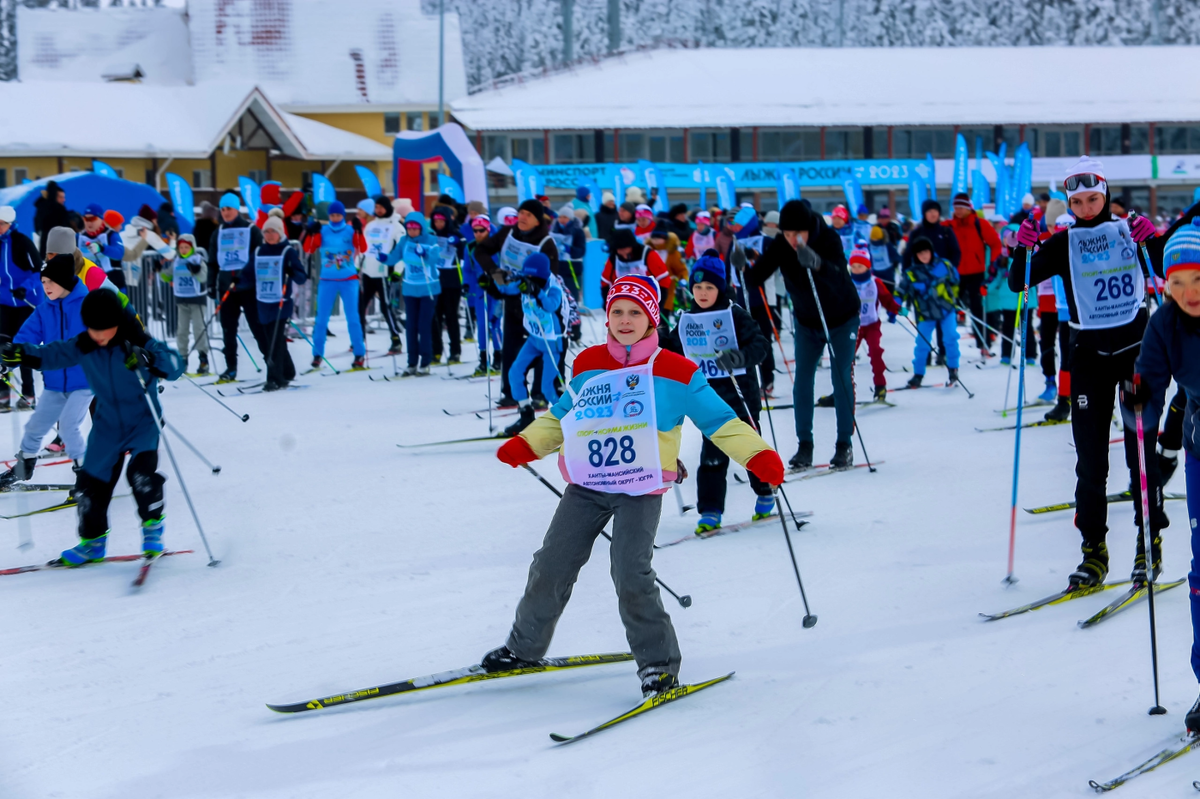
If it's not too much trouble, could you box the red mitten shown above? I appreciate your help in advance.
[497,436,537,468]
[746,449,785,487]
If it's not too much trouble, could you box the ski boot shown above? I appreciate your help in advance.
[448,356,462,366]
[481,645,540,674]
[815,393,834,408]
[351,355,366,370]
[263,380,285,392]
[196,353,210,376]
[216,368,236,384]
[1159,446,1180,487]
[1000,357,1011,366]
[57,533,108,567]
[946,367,959,386]
[906,373,923,389]
[1131,530,1163,584]
[68,459,83,501]
[753,495,775,521]
[16,394,34,411]
[502,404,536,437]
[1025,357,1037,367]
[1044,397,1070,422]
[46,434,66,454]
[763,381,775,398]
[641,670,680,699]
[873,385,888,402]
[310,356,322,369]
[400,366,419,377]
[496,394,519,410]
[0,451,37,490]
[531,394,549,411]
[387,336,403,355]
[935,353,945,367]
[694,513,721,535]
[142,517,164,557]
[473,362,490,378]
[417,365,431,376]
[789,441,813,471]
[431,355,442,365]
[1067,542,1109,588]
[830,441,853,471]
[1187,693,1200,735]
[1038,378,1056,403]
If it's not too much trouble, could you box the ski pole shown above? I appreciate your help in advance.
[519,463,692,608]
[898,316,975,399]
[673,484,694,516]
[1129,211,1162,309]
[757,285,793,383]
[954,300,1017,349]
[134,370,219,568]
[288,320,340,374]
[163,420,221,474]
[803,269,876,471]
[382,277,401,378]
[181,375,249,422]
[1132,384,1167,715]
[236,334,263,373]
[1005,246,1035,586]
[1002,296,1020,418]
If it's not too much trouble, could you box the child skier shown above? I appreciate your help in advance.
[462,215,502,377]
[398,211,443,376]
[0,289,184,565]
[161,233,210,376]
[0,255,92,489]
[252,217,308,390]
[849,247,902,401]
[685,211,715,261]
[498,252,564,436]
[901,237,961,388]
[304,200,366,371]
[487,275,785,695]
[663,255,773,532]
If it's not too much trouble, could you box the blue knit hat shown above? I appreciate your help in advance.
[1163,217,1200,279]
[218,193,240,210]
[328,200,346,217]
[690,253,727,293]
[521,252,551,280]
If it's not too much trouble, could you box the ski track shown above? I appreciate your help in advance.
[1,318,1192,799]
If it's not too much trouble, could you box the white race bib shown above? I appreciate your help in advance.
[498,233,544,274]
[173,259,204,298]
[869,242,891,270]
[856,276,879,326]
[678,309,744,379]
[615,250,648,278]
[1067,220,1143,330]
[218,228,251,271]
[740,235,764,256]
[437,236,458,270]
[255,252,284,303]
[364,225,391,272]
[561,357,663,496]
[78,232,110,270]
[550,232,573,260]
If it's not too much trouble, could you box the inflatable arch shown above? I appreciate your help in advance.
[392,123,487,211]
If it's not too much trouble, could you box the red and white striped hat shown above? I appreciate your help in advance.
[606,276,661,327]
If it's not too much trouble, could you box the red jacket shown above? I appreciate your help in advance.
[945,214,1002,276]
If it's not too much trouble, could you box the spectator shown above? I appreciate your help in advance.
[33,180,70,260]
[594,190,618,241]
[947,193,1001,356]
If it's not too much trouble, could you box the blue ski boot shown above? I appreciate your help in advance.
[694,513,721,535]
[58,532,107,567]
[1025,357,1037,367]
[1038,378,1056,403]
[753,495,775,520]
[1000,357,1011,366]
[141,517,164,557]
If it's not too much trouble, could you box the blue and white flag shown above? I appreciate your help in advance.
[511,159,544,204]
[775,166,800,206]
[312,173,336,206]
[952,134,969,198]
[355,166,383,198]
[238,176,261,218]
[715,170,736,210]
[92,160,119,180]
[908,177,927,221]
[637,159,669,213]
[437,173,465,204]
[165,173,195,233]
[842,176,864,212]
[971,169,989,210]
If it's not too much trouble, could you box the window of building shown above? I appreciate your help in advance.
[553,133,596,164]
[192,169,211,189]
[0,169,6,189]
[892,127,955,159]
[758,129,821,161]
[13,168,27,184]
[1089,126,1122,156]
[511,135,545,164]
[384,112,401,135]
[958,127,995,154]
[1026,127,1082,158]
[406,113,424,132]
[647,132,684,163]
[301,171,312,192]
[618,132,646,161]
[872,128,889,158]
[1154,126,1200,154]
[483,135,508,162]
[690,130,731,162]
[1129,125,1150,154]
[248,169,268,185]
[115,168,124,179]
[603,132,614,161]
[825,128,864,159]
[145,169,156,186]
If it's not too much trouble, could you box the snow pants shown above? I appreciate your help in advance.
[432,269,463,361]
[697,430,770,516]
[313,279,364,359]
[913,315,960,374]
[1185,453,1200,680]
[793,316,858,447]
[77,450,164,541]
[403,295,437,368]
[509,337,560,404]
[998,309,1036,361]
[470,295,502,367]
[218,288,267,375]
[175,302,210,365]
[506,485,680,679]
[1038,311,1059,380]
[855,320,887,388]
[20,388,91,461]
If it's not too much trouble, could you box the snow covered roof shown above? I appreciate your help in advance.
[451,46,1200,130]
[0,82,390,161]
[187,0,467,109]
[17,5,192,86]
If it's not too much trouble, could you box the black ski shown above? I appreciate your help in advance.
[0,549,192,577]
[549,672,734,744]
[321,366,378,377]
[397,434,509,448]
[1025,492,1187,515]
[266,652,635,714]
[0,491,129,520]
[785,461,882,480]
[235,385,310,395]
[994,401,1051,415]
[980,580,1133,621]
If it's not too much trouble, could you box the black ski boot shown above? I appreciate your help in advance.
[906,374,923,389]
[481,645,540,674]
[873,385,887,402]
[1187,693,1200,735]
[502,404,536,437]
[1044,397,1070,422]
[1159,446,1180,487]
[830,440,853,471]
[1068,542,1109,588]
[640,670,680,699]
[0,451,36,490]
[217,368,236,384]
[197,353,210,376]
[815,393,834,408]
[1132,530,1164,584]
[388,336,403,355]
[68,459,83,500]
[946,367,959,386]
[310,356,322,369]
[789,441,814,471]
[496,394,518,410]
[351,355,365,370]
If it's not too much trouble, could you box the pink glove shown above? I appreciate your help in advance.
[1129,215,1156,243]
[1015,219,1039,248]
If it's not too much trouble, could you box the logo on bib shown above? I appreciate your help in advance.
[623,400,645,418]
[713,319,723,329]
[626,374,640,390]
[714,334,731,348]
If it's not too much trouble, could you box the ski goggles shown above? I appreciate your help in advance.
[1063,173,1104,192]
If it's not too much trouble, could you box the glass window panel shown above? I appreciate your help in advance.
[759,131,780,160]
[738,129,753,161]
[668,135,684,162]
[712,131,730,161]
[603,132,614,161]
[933,130,954,158]
[484,135,508,162]
[649,135,666,163]
[406,113,423,131]
[893,129,911,158]
[512,138,529,162]
[619,133,645,160]
[383,113,401,135]
[1063,131,1081,157]
[873,128,889,158]
[1129,126,1149,154]
[1189,127,1200,152]
[530,137,545,164]
[1045,131,1061,158]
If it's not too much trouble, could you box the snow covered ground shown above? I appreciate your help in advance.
[1,313,1195,798]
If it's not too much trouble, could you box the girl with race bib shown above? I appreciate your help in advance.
[161,234,210,376]
[1009,156,1162,590]
[487,275,784,697]
[663,255,773,534]
[252,217,307,391]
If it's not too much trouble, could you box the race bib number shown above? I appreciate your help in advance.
[1067,221,1143,330]
[437,236,457,269]
[497,233,541,274]
[256,253,284,303]
[365,225,389,262]
[678,309,744,378]
[218,228,251,271]
[173,260,203,298]
[561,359,663,495]
[614,253,647,278]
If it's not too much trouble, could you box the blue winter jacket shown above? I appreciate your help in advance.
[900,257,960,322]
[551,219,587,260]
[14,282,90,393]
[25,326,184,479]
[461,240,488,302]
[77,229,125,272]
[318,220,358,280]
[399,212,442,298]
[1135,301,1200,460]
[0,227,43,309]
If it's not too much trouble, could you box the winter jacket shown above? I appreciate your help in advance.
[207,217,262,296]
[686,228,716,260]
[601,243,670,296]
[649,233,689,312]
[0,227,43,308]
[432,206,466,272]
[745,214,860,332]
[517,331,772,492]
[360,214,405,279]
[903,219,961,270]
[947,213,1002,276]
[900,256,959,322]
[495,275,564,341]
[475,223,560,291]
[461,240,489,302]
[160,248,209,306]
[313,220,361,281]
[594,204,619,241]
[663,293,767,418]
[551,218,587,261]
[853,273,902,326]
[251,241,308,322]
[1136,300,1200,459]
[33,188,70,260]
[984,255,1020,314]
[399,212,442,298]
[77,228,125,273]
[15,282,90,393]
[571,196,597,239]
[24,321,183,479]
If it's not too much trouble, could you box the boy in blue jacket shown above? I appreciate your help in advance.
[497,252,564,436]
[0,254,92,489]
[1,289,184,566]
[900,236,961,388]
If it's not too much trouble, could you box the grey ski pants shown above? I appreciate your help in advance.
[506,484,681,679]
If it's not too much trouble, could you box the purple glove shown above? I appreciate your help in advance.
[1015,219,1039,248]
[1130,215,1156,243]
